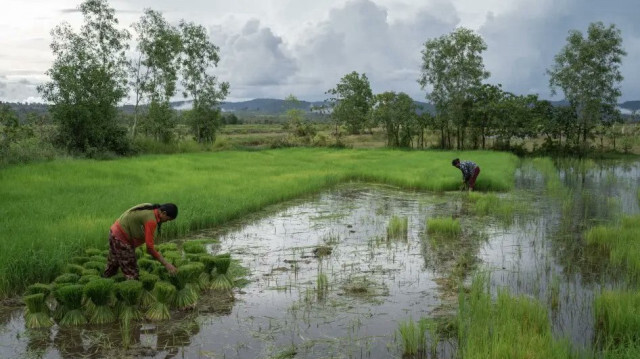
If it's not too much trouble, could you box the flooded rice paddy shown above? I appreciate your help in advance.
[1,159,639,358]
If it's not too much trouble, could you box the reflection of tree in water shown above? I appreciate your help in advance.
[25,327,51,358]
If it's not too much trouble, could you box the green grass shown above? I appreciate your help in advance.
[595,290,640,350]
[0,148,518,297]
[387,215,408,240]
[397,318,429,356]
[427,217,461,237]
[457,273,573,359]
[586,216,640,284]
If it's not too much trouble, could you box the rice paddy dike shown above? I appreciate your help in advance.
[1,150,640,358]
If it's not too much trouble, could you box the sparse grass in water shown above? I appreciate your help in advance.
[586,216,640,284]
[397,317,429,356]
[595,290,640,351]
[387,215,408,240]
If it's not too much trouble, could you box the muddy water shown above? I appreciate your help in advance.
[1,160,639,358]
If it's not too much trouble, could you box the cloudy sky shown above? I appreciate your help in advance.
[1,0,638,103]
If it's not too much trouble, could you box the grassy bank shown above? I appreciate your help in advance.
[0,148,518,297]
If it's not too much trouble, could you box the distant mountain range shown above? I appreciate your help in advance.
[5,98,639,119]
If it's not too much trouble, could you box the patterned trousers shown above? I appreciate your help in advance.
[103,230,139,280]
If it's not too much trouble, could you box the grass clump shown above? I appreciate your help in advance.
[427,217,461,237]
[387,216,408,240]
[84,278,115,324]
[146,281,175,321]
[458,273,572,359]
[397,318,429,356]
[586,216,640,284]
[55,284,87,326]
[23,293,53,328]
[595,290,640,349]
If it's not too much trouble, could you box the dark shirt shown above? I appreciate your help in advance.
[458,161,477,182]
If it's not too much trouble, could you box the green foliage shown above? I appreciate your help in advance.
[548,22,626,152]
[595,290,640,350]
[326,71,374,134]
[586,216,640,284]
[397,318,429,356]
[282,95,316,141]
[37,0,131,155]
[372,92,418,147]
[419,27,489,149]
[179,21,229,144]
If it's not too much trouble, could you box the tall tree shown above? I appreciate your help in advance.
[326,71,374,135]
[131,9,182,140]
[179,21,229,144]
[371,92,417,147]
[38,0,130,155]
[418,27,489,149]
[548,22,626,152]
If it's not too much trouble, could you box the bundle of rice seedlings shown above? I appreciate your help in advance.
[156,243,178,254]
[210,256,233,291]
[146,281,175,320]
[81,268,100,277]
[163,251,183,265]
[101,249,109,257]
[51,283,70,321]
[84,248,102,256]
[54,273,79,285]
[65,264,85,276]
[70,256,91,265]
[78,274,101,285]
[170,264,202,309]
[112,272,126,282]
[185,253,202,262]
[138,258,158,273]
[115,280,143,324]
[84,279,115,324]
[23,293,53,328]
[198,254,217,274]
[88,255,106,263]
[139,273,159,307]
[25,283,51,297]
[83,261,105,273]
[183,242,207,255]
[55,284,87,326]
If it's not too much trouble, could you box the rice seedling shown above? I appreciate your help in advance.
[317,273,328,300]
[170,263,203,309]
[24,283,51,297]
[23,293,53,329]
[53,273,80,285]
[586,216,640,284]
[397,318,428,356]
[185,253,201,262]
[183,241,207,254]
[88,255,107,263]
[55,284,87,326]
[549,274,561,311]
[115,280,143,324]
[211,256,233,292]
[427,217,461,238]
[386,215,408,240]
[78,275,101,285]
[156,243,178,254]
[65,264,85,276]
[137,258,158,273]
[139,273,159,308]
[83,278,115,324]
[146,281,176,321]
[81,268,100,277]
[83,261,106,273]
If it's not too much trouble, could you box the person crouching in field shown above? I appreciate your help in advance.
[104,203,178,279]
[452,158,480,191]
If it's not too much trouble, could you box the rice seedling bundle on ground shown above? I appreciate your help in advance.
[78,275,101,285]
[53,273,79,285]
[23,293,53,329]
[81,269,100,277]
[427,217,461,238]
[138,258,158,273]
[70,256,91,265]
[211,256,233,291]
[387,216,408,240]
[170,264,203,309]
[115,280,143,324]
[83,278,115,324]
[139,273,159,308]
[183,242,207,255]
[24,283,51,297]
[55,284,87,326]
[156,243,178,254]
[88,255,107,263]
[83,261,106,273]
[146,281,176,321]
[65,264,85,276]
